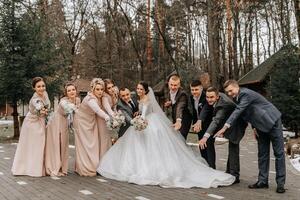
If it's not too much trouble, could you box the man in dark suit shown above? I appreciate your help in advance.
[164,74,192,140]
[199,87,247,183]
[189,80,215,168]
[117,87,139,138]
[215,80,286,193]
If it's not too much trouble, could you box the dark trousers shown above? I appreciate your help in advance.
[256,119,286,186]
[226,141,240,179]
[179,119,192,140]
[198,132,216,169]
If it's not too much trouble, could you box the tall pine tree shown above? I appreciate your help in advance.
[0,0,65,138]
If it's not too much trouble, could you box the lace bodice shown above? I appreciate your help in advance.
[139,101,153,118]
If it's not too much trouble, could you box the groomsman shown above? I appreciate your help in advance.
[164,74,192,140]
[199,87,247,183]
[215,80,286,193]
[117,87,139,138]
[189,80,215,168]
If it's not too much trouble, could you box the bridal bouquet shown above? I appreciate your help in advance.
[106,111,126,131]
[131,116,148,131]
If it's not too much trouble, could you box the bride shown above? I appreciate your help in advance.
[97,81,235,188]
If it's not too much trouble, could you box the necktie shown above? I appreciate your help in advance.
[129,100,135,111]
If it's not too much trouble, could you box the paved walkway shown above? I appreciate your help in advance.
[0,132,299,200]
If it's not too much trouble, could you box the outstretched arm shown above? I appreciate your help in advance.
[102,96,115,116]
[87,98,110,121]
[215,92,251,137]
[117,105,133,124]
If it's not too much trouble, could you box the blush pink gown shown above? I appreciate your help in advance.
[11,92,50,177]
[73,93,109,176]
[45,97,81,176]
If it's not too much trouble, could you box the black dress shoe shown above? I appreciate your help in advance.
[248,182,269,189]
[276,186,286,193]
[233,178,240,184]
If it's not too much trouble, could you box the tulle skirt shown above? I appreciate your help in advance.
[97,113,235,188]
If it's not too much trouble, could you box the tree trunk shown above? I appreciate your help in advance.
[232,1,239,79]
[294,0,300,45]
[12,102,20,139]
[225,0,233,78]
[207,0,221,87]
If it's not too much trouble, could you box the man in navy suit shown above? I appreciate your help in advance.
[189,80,214,168]
[215,80,286,193]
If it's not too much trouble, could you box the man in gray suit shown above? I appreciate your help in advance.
[117,87,139,138]
[215,80,286,193]
[199,87,247,184]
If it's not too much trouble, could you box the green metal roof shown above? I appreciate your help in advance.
[238,45,299,85]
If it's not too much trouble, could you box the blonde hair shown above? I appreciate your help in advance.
[169,74,181,82]
[90,78,104,91]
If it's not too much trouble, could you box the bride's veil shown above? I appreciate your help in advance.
[147,87,172,126]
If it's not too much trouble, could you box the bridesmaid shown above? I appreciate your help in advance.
[73,78,110,176]
[97,79,118,158]
[11,77,50,177]
[103,79,118,112]
[45,82,81,176]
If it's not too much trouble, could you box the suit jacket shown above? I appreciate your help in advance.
[205,93,236,136]
[226,87,281,133]
[203,93,247,144]
[190,91,213,134]
[116,94,139,137]
[169,88,192,123]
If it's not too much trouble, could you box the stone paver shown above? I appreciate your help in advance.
[0,132,299,200]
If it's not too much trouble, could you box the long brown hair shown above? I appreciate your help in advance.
[104,79,115,94]
[64,82,77,97]
[32,77,44,88]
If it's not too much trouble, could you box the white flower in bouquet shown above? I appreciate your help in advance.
[63,102,76,115]
[131,115,148,131]
[35,100,49,116]
[106,111,126,131]
[114,110,126,124]
[35,100,43,112]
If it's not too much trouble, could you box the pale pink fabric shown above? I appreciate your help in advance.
[45,97,81,176]
[73,93,107,176]
[98,94,117,159]
[11,92,50,177]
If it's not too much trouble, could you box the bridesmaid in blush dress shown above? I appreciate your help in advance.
[103,79,118,112]
[45,82,81,176]
[73,78,110,176]
[11,77,50,177]
[98,79,118,159]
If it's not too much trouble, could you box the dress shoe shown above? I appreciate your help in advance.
[276,186,286,193]
[233,178,240,184]
[248,181,269,189]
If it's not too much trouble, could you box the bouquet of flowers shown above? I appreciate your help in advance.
[61,101,77,134]
[35,100,51,124]
[106,111,126,131]
[130,115,148,131]
[63,101,77,116]
[35,100,48,115]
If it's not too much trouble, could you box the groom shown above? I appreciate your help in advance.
[164,74,192,140]
[117,87,139,138]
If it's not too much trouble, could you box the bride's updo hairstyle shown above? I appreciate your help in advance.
[90,78,105,91]
[138,81,149,94]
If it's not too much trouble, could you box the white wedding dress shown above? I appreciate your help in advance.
[97,88,235,188]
